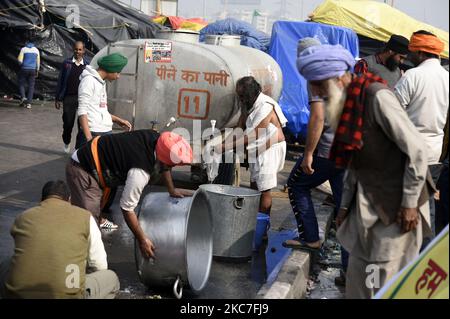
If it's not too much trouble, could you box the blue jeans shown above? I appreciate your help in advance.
[287,155,344,243]
[18,69,36,104]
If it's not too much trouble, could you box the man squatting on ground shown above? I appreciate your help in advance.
[1,181,119,299]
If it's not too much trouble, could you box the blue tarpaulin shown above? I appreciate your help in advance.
[268,21,359,138]
[200,18,270,52]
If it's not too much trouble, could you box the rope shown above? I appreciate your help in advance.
[45,6,130,30]
[0,3,131,30]
[0,2,35,13]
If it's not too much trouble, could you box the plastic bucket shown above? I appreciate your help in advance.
[253,213,270,251]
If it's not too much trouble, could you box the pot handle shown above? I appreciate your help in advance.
[173,276,183,299]
[233,197,245,209]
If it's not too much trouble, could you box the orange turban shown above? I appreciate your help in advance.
[409,34,445,56]
[156,131,193,166]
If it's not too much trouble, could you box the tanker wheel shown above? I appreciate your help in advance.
[213,162,240,186]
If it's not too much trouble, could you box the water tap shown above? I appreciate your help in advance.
[166,117,177,128]
[150,120,159,132]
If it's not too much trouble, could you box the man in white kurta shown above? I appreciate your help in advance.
[394,30,448,240]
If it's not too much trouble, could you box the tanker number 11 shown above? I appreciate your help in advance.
[178,89,210,120]
[184,95,200,114]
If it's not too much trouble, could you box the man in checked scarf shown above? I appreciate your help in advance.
[296,44,435,298]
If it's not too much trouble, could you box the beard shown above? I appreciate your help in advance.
[386,55,400,71]
[325,79,347,133]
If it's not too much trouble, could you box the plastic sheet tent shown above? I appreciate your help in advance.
[310,0,449,59]
[269,21,359,138]
[0,0,164,99]
[199,18,270,52]
[153,15,208,31]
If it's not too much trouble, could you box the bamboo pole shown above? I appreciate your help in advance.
[156,0,161,15]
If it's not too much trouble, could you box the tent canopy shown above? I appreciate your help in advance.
[153,15,208,31]
[310,0,449,58]
[268,21,359,138]
[0,0,163,98]
[200,18,270,52]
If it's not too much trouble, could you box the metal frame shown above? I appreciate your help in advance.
[107,43,142,128]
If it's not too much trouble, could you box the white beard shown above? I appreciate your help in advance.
[325,79,347,133]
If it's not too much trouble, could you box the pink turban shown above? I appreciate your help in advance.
[156,131,193,166]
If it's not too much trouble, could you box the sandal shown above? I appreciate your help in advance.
[282,238,321,252]
[100,219,119,229]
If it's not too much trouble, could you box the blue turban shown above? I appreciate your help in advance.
[296,44,356,81]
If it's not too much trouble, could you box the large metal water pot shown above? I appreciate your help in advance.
[135,190,213,298]
[205,35,242,47]
[156,30,200,43]
[199,184,261,259]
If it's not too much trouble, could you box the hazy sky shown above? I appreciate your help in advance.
[178,0,449,32]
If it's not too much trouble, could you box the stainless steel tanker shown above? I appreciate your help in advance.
[90,31,283,139]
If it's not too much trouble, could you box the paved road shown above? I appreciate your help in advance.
[0,100,304,299]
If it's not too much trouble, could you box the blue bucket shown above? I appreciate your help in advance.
[253,213,270,251]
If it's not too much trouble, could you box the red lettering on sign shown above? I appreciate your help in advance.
[178,89,210,120]
[415,259,448,298]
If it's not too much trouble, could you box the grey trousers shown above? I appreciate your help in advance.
[85,270,120,299]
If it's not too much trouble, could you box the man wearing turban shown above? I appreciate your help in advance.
[284,38,348,287]
[354,34,410,88]
[77,53,132,149]
[66,130,193,259]
[297,44,434,298]
[76,53,134,228]
[395,31,449,247]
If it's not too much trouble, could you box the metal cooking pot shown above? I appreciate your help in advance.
[199,184,261,259]
[205,34,242,46]
[135,190,213,298]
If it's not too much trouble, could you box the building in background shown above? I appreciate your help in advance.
[217,9,268,33]
[118,0,178,16]
[208,0,296,34]
[252,10,269,33]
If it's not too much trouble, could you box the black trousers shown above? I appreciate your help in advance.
[62,95,80,145]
